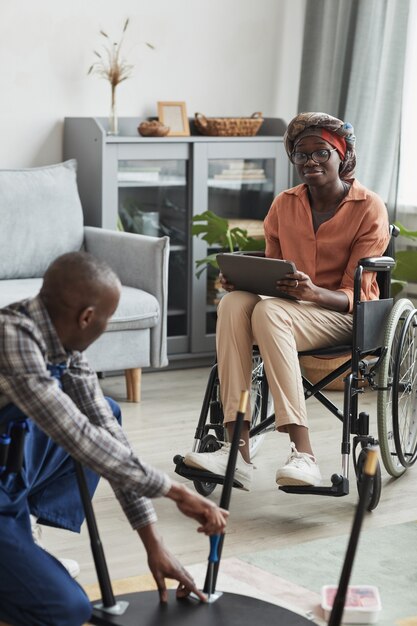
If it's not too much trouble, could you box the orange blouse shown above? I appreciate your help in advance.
[263,179,390,313]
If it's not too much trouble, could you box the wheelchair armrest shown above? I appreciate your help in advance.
[358,256,395,272]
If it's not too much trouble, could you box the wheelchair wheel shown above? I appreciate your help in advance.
[356,447,382,511]
[377,299,415,477]
[249,355,274,458]
[392,308,417,468]
[193,434,221,497]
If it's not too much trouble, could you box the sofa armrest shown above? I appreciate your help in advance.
[83,226,169,368]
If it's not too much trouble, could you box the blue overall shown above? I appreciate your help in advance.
[0,364,121,626]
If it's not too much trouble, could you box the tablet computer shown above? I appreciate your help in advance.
[216,253,297,298]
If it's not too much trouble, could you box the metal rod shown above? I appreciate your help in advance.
[328,448,379,626]
[73,460,117,609]
[203,390,249,594]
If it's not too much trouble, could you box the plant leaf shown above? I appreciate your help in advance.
[195,253,219,278]
[192,210,267,276]
[241,237,265,251]
[191,211,230,246]
[393,221,417,240]
[392,250,417,282]
[390,279,407,298]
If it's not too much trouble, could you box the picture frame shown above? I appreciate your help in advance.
[157,101,190,137]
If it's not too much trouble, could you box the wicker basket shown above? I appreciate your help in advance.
[299,354,368,391]
[194,112,264,136]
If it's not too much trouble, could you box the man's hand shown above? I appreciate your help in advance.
[137,484,228,602]
[138,524,207,603]
[166,481,229,535]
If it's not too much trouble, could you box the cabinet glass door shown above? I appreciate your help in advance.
[205,157,275,335]
[191,140,289,354]
[117,158,188,352]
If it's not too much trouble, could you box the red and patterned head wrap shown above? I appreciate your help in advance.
[284,112,356,180]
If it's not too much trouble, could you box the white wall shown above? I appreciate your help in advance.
[0,0,305,168]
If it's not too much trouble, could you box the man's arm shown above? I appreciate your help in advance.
[0,321,171,506]
[61,350,173,528]
[63,353,230,600]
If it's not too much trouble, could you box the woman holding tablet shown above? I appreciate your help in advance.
[184,112,390,491]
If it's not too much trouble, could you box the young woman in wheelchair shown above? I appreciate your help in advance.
[183,111,390,492]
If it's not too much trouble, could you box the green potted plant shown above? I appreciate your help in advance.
[192,210,265,278]
[391,221,417,298]
[192,210,266,305]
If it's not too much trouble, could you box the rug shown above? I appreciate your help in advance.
[84,558,322,623]
[83,522,417,625]
[240,520,417,626]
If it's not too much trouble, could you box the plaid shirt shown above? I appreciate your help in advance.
[0,295,171,529]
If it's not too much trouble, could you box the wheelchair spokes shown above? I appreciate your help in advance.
[378,299,416,476]
[176,354,274,496]
[393,309,417,468]
[249,355,274,458]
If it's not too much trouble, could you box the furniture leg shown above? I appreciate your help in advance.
[125,368,141,403]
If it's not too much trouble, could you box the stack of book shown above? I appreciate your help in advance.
[118,167,161,183]
[213,161,266,183]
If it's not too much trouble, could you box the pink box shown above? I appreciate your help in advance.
[321,585,382,623]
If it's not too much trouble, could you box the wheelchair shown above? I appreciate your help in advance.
[174,228,417,511]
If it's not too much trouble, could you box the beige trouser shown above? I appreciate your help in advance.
[216,291,353,431]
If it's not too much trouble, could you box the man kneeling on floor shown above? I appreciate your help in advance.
[0,252,228,626]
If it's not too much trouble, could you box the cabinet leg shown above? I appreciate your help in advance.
[125,368,142,403]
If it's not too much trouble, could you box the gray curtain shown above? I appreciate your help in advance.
[297,0,410,217]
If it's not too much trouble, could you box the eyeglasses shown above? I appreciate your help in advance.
[290,148,338,166]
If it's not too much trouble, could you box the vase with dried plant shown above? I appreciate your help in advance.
[88,18,154,135]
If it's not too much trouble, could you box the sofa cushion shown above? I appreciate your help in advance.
[86,329,151,372]
[0,280,159,332]
[0,278,42,307]
[106,286,160,332]
[0,160,84,279]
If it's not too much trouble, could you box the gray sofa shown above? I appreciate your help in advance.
[0,159,169,401]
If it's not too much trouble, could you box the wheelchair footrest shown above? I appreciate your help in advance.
[279,475,349,497]
[173,455,245,489]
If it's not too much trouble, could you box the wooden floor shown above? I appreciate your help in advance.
[41,366,417,588]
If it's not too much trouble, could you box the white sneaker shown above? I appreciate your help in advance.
[275,443,322,487]
[184,442,253,491]
[30,515,81,578]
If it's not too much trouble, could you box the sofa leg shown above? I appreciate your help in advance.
[125,368,142,402]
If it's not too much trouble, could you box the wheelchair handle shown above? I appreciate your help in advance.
[358,256,395,271]
[390,224,400,238]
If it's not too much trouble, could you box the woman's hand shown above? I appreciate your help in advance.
[276,271,350,312]
[276,271,315,301]
[219,272,235,292]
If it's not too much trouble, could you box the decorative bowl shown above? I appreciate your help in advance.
[138,121,170,137]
